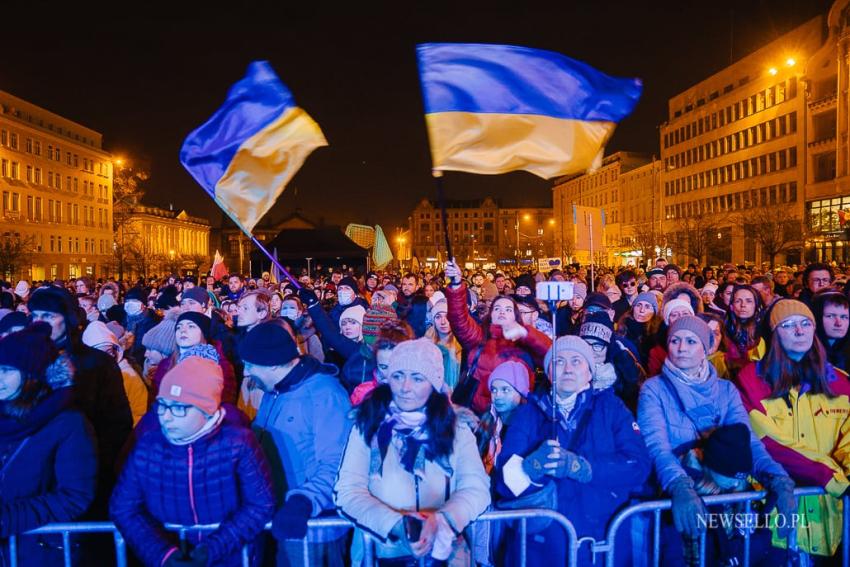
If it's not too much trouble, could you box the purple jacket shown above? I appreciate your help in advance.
[110,410,275,567]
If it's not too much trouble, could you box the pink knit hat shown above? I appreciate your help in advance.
[387,338,446,393]
[159,357,223,415]
[488,361,531,398]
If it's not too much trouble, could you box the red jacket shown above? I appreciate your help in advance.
[445,283,551,413]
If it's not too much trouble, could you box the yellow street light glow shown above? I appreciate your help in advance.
[548,219,555,225]
[768,67,778,76]
[115,158,124,166]
[523,214,531,221]
[786,58,795,67]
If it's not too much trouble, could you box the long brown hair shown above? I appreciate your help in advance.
[762,331,835,399]
[482,296,523,340]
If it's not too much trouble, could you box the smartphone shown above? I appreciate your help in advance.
[535,281,574,301]
[403,515,423,542]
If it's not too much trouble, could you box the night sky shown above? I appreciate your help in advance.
[0,1,832,233]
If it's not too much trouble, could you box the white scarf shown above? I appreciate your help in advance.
[593,363,618,391]
[554,383,590,421]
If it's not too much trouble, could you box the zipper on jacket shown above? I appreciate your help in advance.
[188,445,200,529]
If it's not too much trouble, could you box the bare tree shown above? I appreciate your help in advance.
[0,233,37,281]
[673,212,729,266]
[736,203,802,268]
[630,222,665,264]
[183,253,208,276]
[113,164,149,280]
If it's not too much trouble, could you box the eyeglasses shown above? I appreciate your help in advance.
[156,400,193,418]
[621,281,637,288]
[588,342,607,352]
[777,319,814,331]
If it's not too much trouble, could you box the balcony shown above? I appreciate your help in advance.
[808,136,836,151]
[808,93,837,112]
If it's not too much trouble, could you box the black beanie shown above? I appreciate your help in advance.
[27,287,79,333]
[0,311,30,335]
[0,322,58,381]
[338,276,359,293]
[124,287,146,303]
[176,311,211,342]
[156,286,181,309]
[702,423,753,479]
[580,311,614,345]
[240,321,299,366]
[515,274,536,294]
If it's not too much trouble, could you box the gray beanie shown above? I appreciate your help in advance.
[667,315,712,353]
[633,292,659,313]
[141,315,178,357]
[544,335,596,375]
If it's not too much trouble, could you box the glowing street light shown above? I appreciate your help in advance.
[786,57,796,67]
[768,67,778,76]
[548,219,556,225]
[523,213,531,221]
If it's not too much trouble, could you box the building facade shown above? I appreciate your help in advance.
[0,90,113,281]
[553,152,654,265]
[408,198,554,269]
[659,17,822,266]
[117,205,210,278]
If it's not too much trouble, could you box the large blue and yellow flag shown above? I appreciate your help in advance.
[417,43,642,179]
[180,61,327,233]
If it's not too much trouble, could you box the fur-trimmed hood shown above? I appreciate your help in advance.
[662,282,703,315]
[47,353,75,389]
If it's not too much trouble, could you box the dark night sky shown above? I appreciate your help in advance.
[0,1,833,232]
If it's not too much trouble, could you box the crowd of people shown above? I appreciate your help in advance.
[1,258,850,566]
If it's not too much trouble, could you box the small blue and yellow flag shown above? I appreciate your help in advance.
[180,61,327,233]
[417,43,642,179]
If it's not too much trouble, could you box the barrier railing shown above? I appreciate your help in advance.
[6,508,577,567]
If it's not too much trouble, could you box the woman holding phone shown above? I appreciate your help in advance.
[334,338,490,566]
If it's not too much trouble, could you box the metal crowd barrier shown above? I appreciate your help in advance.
[5,508,577,567]
[10,491,847,567]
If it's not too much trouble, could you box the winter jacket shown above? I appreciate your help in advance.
[308,301,374,391]
[445,282,551,413]
[124,309,159,366]
[637,364,787,493]
[0,384,97,567]
[736,361,850,556]
[812,295,850,373]
[294,315,325,363]
[604,338,646,412]
[118,357,148,426]
[62,338,132,514]
[617,315,658,369]
[334,422,491,561]
[328,297,370,332]
[252,356,352,540]
[151,340,238,404]
[495,389,650,564]
[613,295,634,325]
[110,409,275,567]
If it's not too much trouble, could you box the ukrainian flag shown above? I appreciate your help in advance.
[180,61,327,233]
[417,43,642,179]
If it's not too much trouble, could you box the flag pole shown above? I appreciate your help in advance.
[219,204,301,289]
[433,171,454,262]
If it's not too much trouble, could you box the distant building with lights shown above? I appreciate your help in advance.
[407,198,553,269]
[0,90,114,281]
[659,16,822,266]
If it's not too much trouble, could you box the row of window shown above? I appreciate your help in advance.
[1,159,108,198]
[664,182,798,219]
[1,191,109,228]
[664,147,797,197]
[47,235,108,255]
[808,196,850,234]
[2,105,100,147]
[418,210,497,220]
[562,168,619,192]
[664,77,798,148]
[1,129,108,174]
[419,221,495,233]
[419,233,496,245]
[665,112,797,170]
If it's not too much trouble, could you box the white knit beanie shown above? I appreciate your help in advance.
[339,305,366,327]
[662,298,694,325]
[387,338,446,393]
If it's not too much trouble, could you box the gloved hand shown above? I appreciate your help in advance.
[522,440,558,483]
[444,259,462,287]
[546,447,592,483]
[668,476,708,538]
[164,545,208,567]
[272,494,313,541]
[764,474,797,539]
[297,287,320,309]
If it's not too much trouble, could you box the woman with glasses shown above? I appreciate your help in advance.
[111,357,275,567]
[736,299,850,561]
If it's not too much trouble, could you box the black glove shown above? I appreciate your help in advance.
[548,448,592,483]
[164,545,207,567]
[298,287,320,309]
[272,494,313,541]
[522,441,556,483]
[764,474,797,539]
[668,477,708,538]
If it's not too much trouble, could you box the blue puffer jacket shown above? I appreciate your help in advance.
[110,410,275,567]
[637,364,787,492]
[495,388,650,563]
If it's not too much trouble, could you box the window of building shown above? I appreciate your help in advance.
[34,141,41,156]
[26,166,32,182]
[25,138,32,153]
[9,133,17,150]
[47,145,53,160]
[34,168,41,184]
[48,172,53,187]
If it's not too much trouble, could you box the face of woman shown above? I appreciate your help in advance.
[569,295,585,310]
[605,286,622,303]
[701,290,715,304]
[157,400,209,442]
[552,353,592,397]
[375,348,393,381]
[732,290,756,320]
[340,318,362,341]
[667,307,692,326]
[633,301,655,323]
[775,316,815,356]
[389,369,434,412]
[0,365,23,401]
[667,329,706,372]
[490,298,515,326]
[490,379,521,415]
[722,286,734,306]
[706,320,722,355]
[433,311,451,335]
[269,294,282,313]
[175,320,204,348]
[424,285,435,298]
